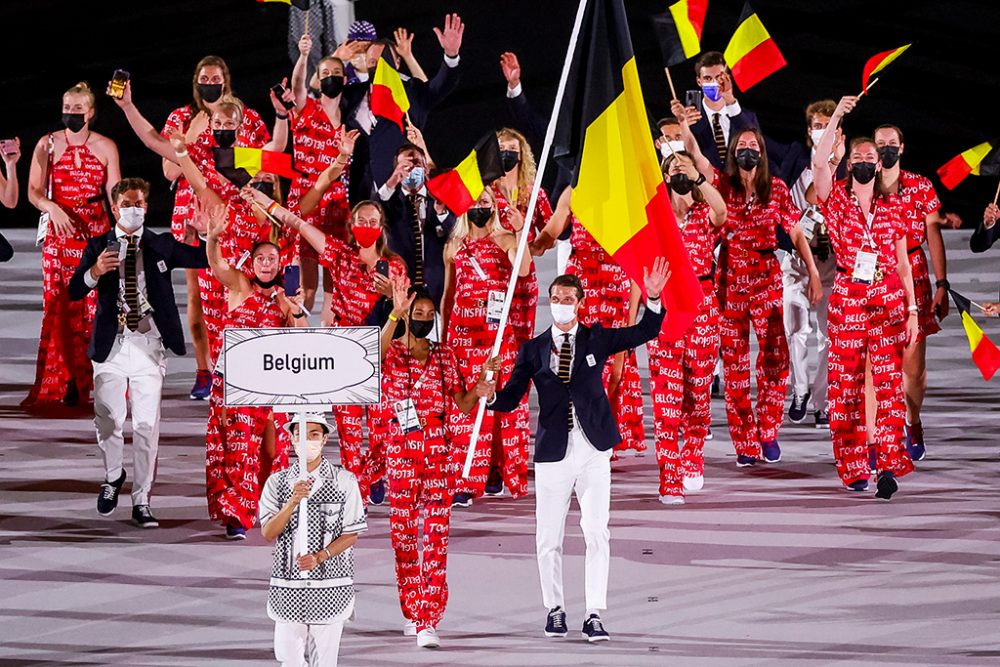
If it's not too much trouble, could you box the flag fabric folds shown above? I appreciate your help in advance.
[371,54,411,130]
[213,147,297,187]
[426,134,504,216]
[257,0,311,9]
[861,44,911,89]
[553,0,702,340]
[937,142,996,190]
[723,3,786,91]
[652,0,708,67]
[949,290,1000,381]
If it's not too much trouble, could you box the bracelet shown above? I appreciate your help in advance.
[174,150,189,159]
[693,173,706,187]
[276,113,289,120]
[267,201,280,215]
[648,295,661,302]
[323,547,333,560]
[293,310,307,319]
[935,278,950,290]
[388,313,400,322]
[908,305,919,312]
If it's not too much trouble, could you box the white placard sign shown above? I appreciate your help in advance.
[223,326,380,407]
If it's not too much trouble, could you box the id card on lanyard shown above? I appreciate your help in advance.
[852,196,882,285]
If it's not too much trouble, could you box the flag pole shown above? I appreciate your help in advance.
[462,0,591,478]
[664,67,678,100]
[992,179,999,206]
[294,411,310,579]
[858,76,880,98]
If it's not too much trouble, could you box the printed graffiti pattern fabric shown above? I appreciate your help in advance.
[199,266,228,368]
[493,185,552,346]
[719,176,800,253]
[23,143,109,407]
[206,291,290,528]
[679,200,721,277]
[565,223,646,452]
[886,171,942,339]
[446,236,529,498]
[289,97,352,255]
[161,105,270,244]
[379,341,466,629]
[260,461,367,624]
[822,184,913,485]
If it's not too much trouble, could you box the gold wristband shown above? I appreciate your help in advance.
[388,313,400,322]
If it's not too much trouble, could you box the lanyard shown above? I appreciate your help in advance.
[853,193,879,250]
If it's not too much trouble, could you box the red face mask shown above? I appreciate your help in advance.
[352,225,382,249]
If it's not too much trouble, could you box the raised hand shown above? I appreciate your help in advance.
[270,77,294,113]
[390,275,415,317]
[240,184,272,209]
[298,33,313,59]
[500,51,521,89]
[189,196,209,235]
[985,203,1000,228]
[106,79,133,108]
[206,201,230,241]
[433,13,464,58]
[340,129,360,157]
[394,28,415,59]
[643,257,671,299]
[1,137,20,164]
[91,248,121,278]
[833,95,859,120]
[167,128,187,155]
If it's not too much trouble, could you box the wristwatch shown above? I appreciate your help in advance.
[693,173,707,187]
[935,278,950,290]
[293,310,307,319]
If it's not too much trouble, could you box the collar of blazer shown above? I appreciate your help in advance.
[538,324,591,377]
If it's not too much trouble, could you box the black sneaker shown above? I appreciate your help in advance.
[814,410,830,429]
[451,493,473,508]
[97,470,127,516]
[544,606,567,638]
[874,471,898,500]
[581,614,610,642]
[711,375,722,398]
[131,505,159,528]
[788,392,809,424]
[225,524,247,540]
[484,466,504,496]
[369,479,386,505]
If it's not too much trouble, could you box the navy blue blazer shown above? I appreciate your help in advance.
[68,228,208,363]
[691,105,760,170]
[378,189,455,307]
[488,305,665,463]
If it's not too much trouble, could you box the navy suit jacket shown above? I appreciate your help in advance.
[68,228,208,363]
[378,189,455,306]
[488,305,665,463]
[970,219,1000,254]
[691,105,760,170]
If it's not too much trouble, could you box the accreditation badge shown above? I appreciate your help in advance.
[486,290,505,325]
[393,398,421,434]
[852,250,878,285]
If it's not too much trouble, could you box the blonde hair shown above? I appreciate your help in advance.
[450,188,499,245]
[496,128,536,209]
[63,81,96,122]
[213,98,245,126]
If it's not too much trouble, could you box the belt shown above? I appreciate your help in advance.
[836,266,849,273]
[907,245,923,255]
[721,243,775,256]
[698,272,715,282]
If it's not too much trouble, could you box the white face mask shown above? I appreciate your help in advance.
[809,129,826,147]
[300,438,324,462]
[659,140,686,158]
[550,302,577,326]
[118,207,145,232]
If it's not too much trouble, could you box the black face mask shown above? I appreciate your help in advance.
[252,274,282,289]
[408,318,434,339]
[213,129,237,148]
[251,181,275,199]
[320,75,345,99]
[197,83,224,104]
[62,113,86,133]
[735,148,761,171]
[499,150,520,173]
[851,161,878,185]
[878,145,900,169]
[669,173,695,196]
[467,207,492,228]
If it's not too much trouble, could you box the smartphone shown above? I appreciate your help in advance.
[0,139,16,156]
[271,83,295,110]
[109,69,130,100]
[375,259,389,278]
[685,89,701,109]
[283,265,301,296]
[106,238,122,256]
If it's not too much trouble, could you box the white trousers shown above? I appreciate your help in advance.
[782,251,836,411]
[274,621,344,667]
[534,428,612,612]
[92,335,166,506]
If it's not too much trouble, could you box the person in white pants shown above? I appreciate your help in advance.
[68,178,208,527]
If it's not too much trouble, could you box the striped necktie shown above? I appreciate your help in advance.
[407,193,425,288]
[558,333,573,429]
[711,112,727,163]
[124,235,140,331]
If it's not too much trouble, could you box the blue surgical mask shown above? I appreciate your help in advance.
[701,82,722,103]
[402,166,425,191]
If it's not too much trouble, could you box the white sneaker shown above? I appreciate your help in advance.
[403,620,417,637]
[658,494,685,505]
[417,627,440,648]
[682,475,704,492]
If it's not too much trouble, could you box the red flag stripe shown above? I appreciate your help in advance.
[729,38,787,92]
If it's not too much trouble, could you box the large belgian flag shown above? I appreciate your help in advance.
[950,290,1000,381]
[652,0,709,67]
[723,3,786,91]
[554,0,701,340]
[426,133,505,216]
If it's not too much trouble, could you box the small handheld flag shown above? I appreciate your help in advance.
[214,147,298,187]
[937,142,996,190]
[950,289,1000,381]
[723,3,787,91]
[257,0,311,9]
[426,133,505,216]
[861,44,910,90]
[652,0,708,67]
[371,54,411,131]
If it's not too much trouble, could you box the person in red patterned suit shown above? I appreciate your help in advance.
[717,126,823,467]
[203,201,308,539]
[649,150,726,504]
[813,96,918,500]
[251,189,407,504]
[375,280,479,648]
[159,56,275,400]
[873,125,958,462]
[24,81,121,407]
[442,188,532,507]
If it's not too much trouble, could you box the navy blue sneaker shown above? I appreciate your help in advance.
[131,504,159,529]
[451,493,473,508]
[846,479,869,492]
[788,392,809,424]
[225,524,247,540]
[97,469,127,516]
[581,614,610,642]
[369,479,386,505]
[544,606,567,638]
[189,369,212,400]
[736,455,757,467]
[761,440,781,463]
[875,471,898,500]
[484,466,504,496]
[905,422,926,462]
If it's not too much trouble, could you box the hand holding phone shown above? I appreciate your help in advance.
[106,238,122,256]
[283,265,301,297]
[375,259,389,278]
[685,89,701,110]
[271,84,295,110]
[109,70,130,100]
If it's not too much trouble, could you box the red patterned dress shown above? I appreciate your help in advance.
[565,222,646,453]
[23,140,110,407]
[318,237,406,494]
[289,98,351,254]
[821,184,914,486]
[446,236,530,498]
[648,200,720,496]
[885,170,942,339]
[379,340,466,631]
[205,290,291,529]
[494,185,552,346]
[161,106,272,366]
